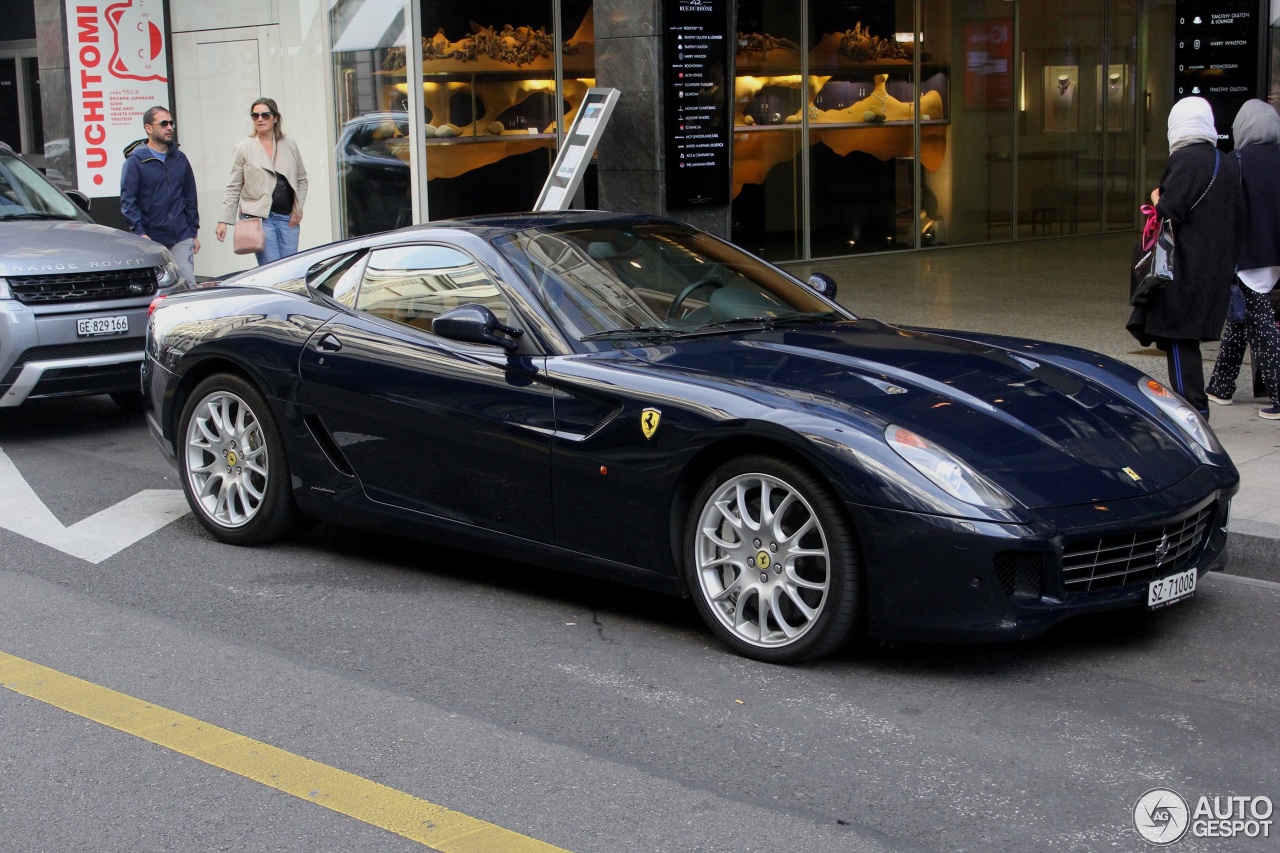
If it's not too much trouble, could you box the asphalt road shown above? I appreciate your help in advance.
[1,397,1277,853]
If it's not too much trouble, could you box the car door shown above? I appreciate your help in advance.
[297,242,555,541]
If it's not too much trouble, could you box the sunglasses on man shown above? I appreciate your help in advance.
[150,119,175,128]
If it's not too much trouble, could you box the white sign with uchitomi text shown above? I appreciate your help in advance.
[65,0,170,196]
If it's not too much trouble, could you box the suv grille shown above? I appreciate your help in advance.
[7,268,157,304]
[1061,505,1214,592]
[16,338,144,364]
[1,338,145,386]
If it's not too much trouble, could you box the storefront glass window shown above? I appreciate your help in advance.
[417,0,558,220]
[925,2,1016,245]
[807,2,920,256]
[1102,0,1137,231]
[333,1,593,235]
[731,0,804,261]
[1017,0,1104,237]
[729,0,1143,261]
[332,0,412,238]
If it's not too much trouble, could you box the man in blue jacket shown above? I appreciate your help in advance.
[120,106,200,287]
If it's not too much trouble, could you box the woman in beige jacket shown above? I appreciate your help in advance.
[214,97,308,264]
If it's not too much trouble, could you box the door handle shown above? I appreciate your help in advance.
[316,333,343,352]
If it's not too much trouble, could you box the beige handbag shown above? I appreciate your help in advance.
[232,142,276,255]
[233,212,264,255]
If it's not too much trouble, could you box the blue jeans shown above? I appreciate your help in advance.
[256,212,300,266]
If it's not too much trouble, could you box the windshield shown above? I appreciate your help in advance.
[495,221,847,342]
[0,151,87,221]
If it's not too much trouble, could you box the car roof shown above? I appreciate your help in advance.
[369,210,680,243]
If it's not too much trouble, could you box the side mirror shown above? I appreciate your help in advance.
[66,190,91,213]
[807,272,837,300]
[432,303,523,351]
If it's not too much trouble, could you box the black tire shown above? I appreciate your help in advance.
[109,390,145,413]
[177,373,302,545]
[683,455,862,663]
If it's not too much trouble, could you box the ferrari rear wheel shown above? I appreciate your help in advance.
[685,455,862,663]
[178,373,301,545]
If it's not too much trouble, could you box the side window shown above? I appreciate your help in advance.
[355,244,509,333]
[308,252,366,307]
[0,163,22,212]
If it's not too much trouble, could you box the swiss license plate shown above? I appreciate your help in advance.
[1148,567,1197,610]
[77,315,128,336]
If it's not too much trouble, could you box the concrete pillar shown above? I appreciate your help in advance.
[594,0,730,237]
[34,0,71,170]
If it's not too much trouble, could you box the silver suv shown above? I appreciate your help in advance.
[0,141,183,408]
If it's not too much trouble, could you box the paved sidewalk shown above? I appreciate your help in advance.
[784,232,1280,581]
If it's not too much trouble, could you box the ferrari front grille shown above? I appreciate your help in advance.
[1061,505,1214,592]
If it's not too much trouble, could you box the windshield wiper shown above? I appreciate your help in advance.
[693,312,842,334]
[767,312,843,327]
[0,212,79,221]
[692,316,777,333]
[580,325,684,341]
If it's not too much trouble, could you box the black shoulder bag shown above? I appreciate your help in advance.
[1131,148,1220,306]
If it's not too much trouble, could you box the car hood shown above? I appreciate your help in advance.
[0,221,169,276]
[626,320,1201,509]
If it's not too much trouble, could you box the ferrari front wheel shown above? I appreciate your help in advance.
[685,455,862,663]
[178,373,300,545]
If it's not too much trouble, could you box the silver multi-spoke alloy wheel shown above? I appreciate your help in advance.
[184,389,270,529]
[693,471,832,650]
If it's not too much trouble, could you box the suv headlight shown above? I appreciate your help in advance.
[155,252,183,291]
[0,277,10,300]
[885,424,1015,509]
[1138,376,1223,462]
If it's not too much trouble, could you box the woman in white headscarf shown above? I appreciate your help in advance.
[1131,96,1242,416]
[1205,99,1280,419]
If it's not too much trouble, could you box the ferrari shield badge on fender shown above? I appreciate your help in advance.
[641,407,662,439]
[1123,467,1142,482]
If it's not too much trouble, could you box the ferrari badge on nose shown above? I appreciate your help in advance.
[641,407,662,439]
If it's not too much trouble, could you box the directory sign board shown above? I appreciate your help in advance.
[1174,1,1265,149]
[536,88,619,211]
[663,0,732,207]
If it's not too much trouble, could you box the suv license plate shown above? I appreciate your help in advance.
[77,316,129,336]
[1148,567,1197,610]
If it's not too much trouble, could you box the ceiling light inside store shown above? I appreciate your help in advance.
[894,33,920,43]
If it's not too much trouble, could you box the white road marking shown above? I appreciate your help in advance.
[1209,572,1280,592]
[0,447,189,564]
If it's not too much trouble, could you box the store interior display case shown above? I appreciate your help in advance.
[733,21,950,254]
[733,24,949,198]
[372,8,595,184]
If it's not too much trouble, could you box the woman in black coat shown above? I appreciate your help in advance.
[1205,99,1280,419]
[1132,96,1242,416]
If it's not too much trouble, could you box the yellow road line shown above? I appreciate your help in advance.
[0,651,570,853]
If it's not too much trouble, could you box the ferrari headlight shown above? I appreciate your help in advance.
[155,252,183,291]
[1139,376,1223,460]
[886,425,1014,509]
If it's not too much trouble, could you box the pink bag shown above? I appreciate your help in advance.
[233,214,264,255]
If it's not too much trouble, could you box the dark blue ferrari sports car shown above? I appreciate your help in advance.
[143,212,1238,662]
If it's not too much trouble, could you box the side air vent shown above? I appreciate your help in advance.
[584,402,625,441]
[303,415,356,477]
